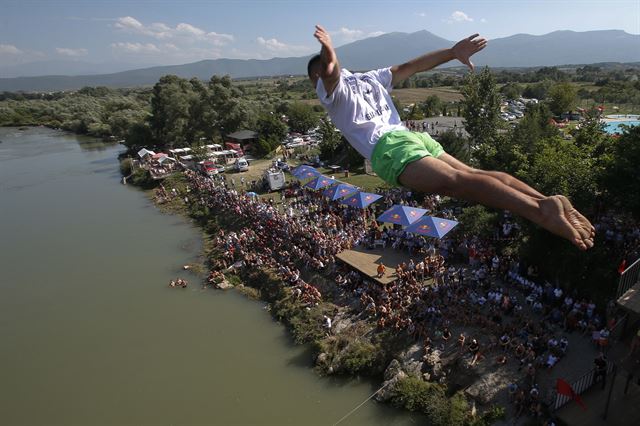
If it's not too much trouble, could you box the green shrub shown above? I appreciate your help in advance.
[341,340,378,374]
[119,158,133,176]
[391,377,456,426]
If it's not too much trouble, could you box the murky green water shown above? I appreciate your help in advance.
[0,128,419,426]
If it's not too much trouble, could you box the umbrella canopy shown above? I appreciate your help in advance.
[292,165,319,178]
[340,191,383,209]
[405,216,459,238]
[323,183,358,200]
[245,191,258,197]
[304,175,337,190]
[377,205,427,226]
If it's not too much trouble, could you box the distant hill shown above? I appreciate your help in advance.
[1,29,638,92]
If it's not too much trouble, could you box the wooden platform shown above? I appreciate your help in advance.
[336,246,416,285]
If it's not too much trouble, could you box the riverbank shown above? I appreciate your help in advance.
[138,169,506,426]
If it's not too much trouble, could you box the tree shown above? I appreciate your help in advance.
[460,67,501,155]
[318,119,344,160]
[206,75,247,138]
[255,113,287,155]
[149,75,197,148]
[604,125,640,218]
[517,135,597,210]
[547,82,577,115]
[436,129,470,163]
[522,80,554,100]
[500,82,523,100]
[421,95,442,117]
[124,122,153,150]
[287,102,319,133]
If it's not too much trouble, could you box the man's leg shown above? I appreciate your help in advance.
[438,153,595,238]
[398,156,593,250]
[438,153,545,199]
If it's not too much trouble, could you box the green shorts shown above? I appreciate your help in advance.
[370,130,445,186]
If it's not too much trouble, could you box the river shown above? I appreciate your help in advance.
[0,127,419,426]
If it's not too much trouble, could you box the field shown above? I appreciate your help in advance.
[392,87,463,104]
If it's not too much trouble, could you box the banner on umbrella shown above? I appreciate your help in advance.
[405,215,459,238]
[340,191,382,209]
[377,205,427,226]
[323,183,357,200]
[305,175,337,190]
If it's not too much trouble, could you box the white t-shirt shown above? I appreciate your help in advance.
[316,67,406,160]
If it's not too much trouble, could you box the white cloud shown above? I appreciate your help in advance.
[446,11,474,23]
[109,41,222,62]
[480,18,487,23]
[256,37,311,55]
[368,31,386,38]
[110,42,161,54]
[0,44,22,55]
[331,27,386,43]
[114,16,234,45]
[416,12,427,17]
[55,47,88,57]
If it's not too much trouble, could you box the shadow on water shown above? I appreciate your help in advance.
[69,133,119,152]
[286,344,315,369]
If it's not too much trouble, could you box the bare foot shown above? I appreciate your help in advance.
[538,196,591,250]
[557,195,596,239]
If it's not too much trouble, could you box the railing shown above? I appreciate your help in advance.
[609,312,629,343]
[552,361,615,410]
[617,257,640,299]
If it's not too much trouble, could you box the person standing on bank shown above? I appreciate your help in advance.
[308,25,595,250]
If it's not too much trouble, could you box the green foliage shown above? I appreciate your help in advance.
[519,135,597,209]
[189,141,210,162]
[547,82,577,115]
[522,79,554,100]
[392,377,468,426]
[0,87,150,138]
[436,129,470,163]
[421,95,443,117]
[458,205,499,238]
[124,122,153,150]
[119,158,133,176]
[129,167,156,189]
[461,68,501,155]
[340,340,378,374]
[255,113,288,155]
[286,102,319,133]
[318,119,343,160]
[150,75,199,147]
[500,82,524,100]
[604,125,640,218]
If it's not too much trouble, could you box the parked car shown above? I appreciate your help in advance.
[235,157,249,172]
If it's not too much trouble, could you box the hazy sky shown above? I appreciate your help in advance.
[1,0,638,67]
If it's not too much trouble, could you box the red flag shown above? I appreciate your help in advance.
[556,378,587,410]
[618,259,627,274]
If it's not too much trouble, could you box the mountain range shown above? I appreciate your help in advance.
[0,29,638,92]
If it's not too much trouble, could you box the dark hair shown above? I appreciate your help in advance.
[307,54,321,77]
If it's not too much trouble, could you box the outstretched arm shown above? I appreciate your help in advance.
[314,25,341,96]
[390,34,487,86]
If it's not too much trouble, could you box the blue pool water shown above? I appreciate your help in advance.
[603,120,640,134]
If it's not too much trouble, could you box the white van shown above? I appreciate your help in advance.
[235,157,249,172]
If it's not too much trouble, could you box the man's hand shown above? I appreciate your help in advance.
[452,34,487,71]
[314,25,337,78]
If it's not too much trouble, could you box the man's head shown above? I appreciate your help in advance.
[307,54,322,87]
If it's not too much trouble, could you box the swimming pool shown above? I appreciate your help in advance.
[603,120,640,134]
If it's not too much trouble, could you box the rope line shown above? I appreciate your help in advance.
[332,381,392,426]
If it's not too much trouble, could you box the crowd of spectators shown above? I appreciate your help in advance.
[158,167,636,423]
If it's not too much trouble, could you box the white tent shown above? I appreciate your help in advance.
[137,148,155,159]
